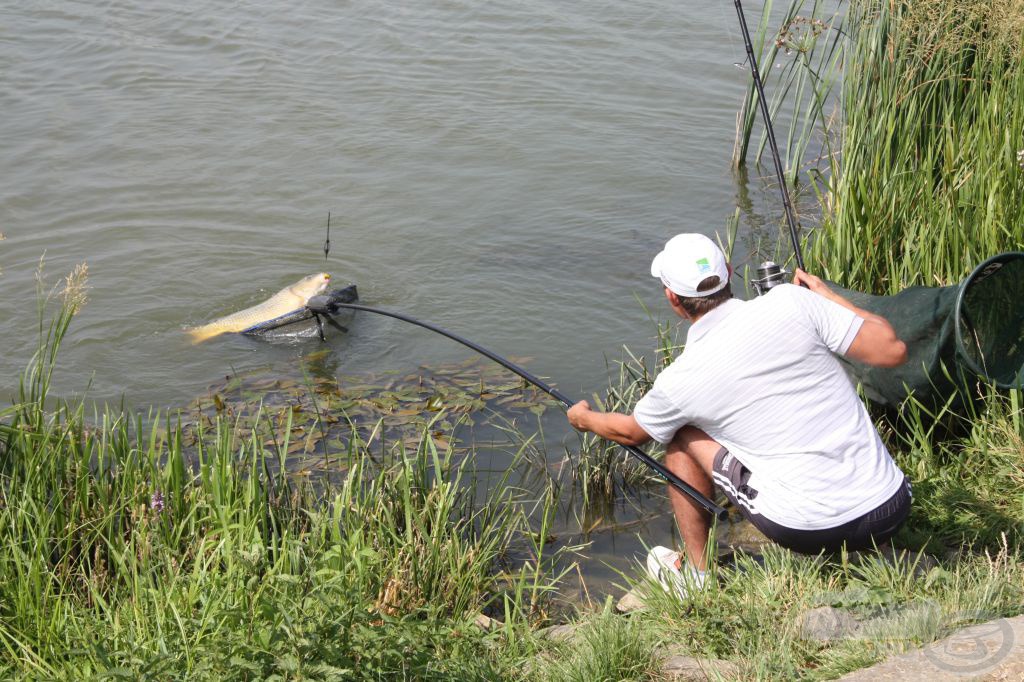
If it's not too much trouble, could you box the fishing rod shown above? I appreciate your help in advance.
[732,0,806,272]
[303,298,727,520]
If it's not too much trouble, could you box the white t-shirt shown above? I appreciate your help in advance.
[633,284,905,530]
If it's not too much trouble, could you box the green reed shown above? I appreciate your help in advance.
[734,0,845,188]
[808,0,1024,291]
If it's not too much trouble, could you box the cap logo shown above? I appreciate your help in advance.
[696,257,712,274]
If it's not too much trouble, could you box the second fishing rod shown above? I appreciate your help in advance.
[732,0,806,277]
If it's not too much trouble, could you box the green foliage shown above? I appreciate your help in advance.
[0,285,564,680]
[893,388,1024,551]
[542,605,660,682]
[808,0,1024,291]
[570,345,664,505]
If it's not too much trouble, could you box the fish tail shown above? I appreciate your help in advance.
[186,324,222,344]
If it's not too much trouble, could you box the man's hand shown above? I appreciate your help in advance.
[566,400,652,446]
[793,268,831,296]
[567,400,592,432]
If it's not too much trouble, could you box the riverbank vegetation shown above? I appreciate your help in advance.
[805,0,1024,290]
[2,0,1023,678]
[0,282,573,679]
[2,302,1021,680]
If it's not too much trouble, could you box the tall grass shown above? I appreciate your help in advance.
[734,0,846,189]
[808,0,1024,291]
[0,276,567,679]
[894,385,1024,551]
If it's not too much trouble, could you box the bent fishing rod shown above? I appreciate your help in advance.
[306,299,727,520]
[732,0,805,272]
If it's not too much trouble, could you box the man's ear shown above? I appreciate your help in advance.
[664,287,678,307]
[664,287,694,322]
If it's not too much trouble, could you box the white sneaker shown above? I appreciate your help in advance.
[645,546,706,600]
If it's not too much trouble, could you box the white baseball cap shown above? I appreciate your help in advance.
[650,233,730,297]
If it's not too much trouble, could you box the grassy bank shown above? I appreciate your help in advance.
[0,279,570,679]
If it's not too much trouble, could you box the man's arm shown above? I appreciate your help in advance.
[793,269,908,368]
[567,400,653,446]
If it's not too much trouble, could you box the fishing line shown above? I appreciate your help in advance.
[315,300,727,520]
[323,212,331,261]
[712,0,747,69]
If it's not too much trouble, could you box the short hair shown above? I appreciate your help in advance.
[673,276,732,317]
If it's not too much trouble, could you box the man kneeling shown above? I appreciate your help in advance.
[567,234,912,596]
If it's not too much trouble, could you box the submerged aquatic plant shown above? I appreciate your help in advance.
[187,357,560,471]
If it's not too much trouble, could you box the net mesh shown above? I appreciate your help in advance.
[956,254,1024,388]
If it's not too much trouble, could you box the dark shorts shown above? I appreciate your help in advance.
[712,448,911,555]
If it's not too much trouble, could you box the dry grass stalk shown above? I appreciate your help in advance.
[61,263,89,314]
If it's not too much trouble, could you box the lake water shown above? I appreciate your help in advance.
[0,0,794,595]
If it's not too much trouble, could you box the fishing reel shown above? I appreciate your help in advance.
[305,285,359,340]
[750,261,790,296]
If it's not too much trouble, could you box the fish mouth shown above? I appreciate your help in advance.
[312,273,332,295]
